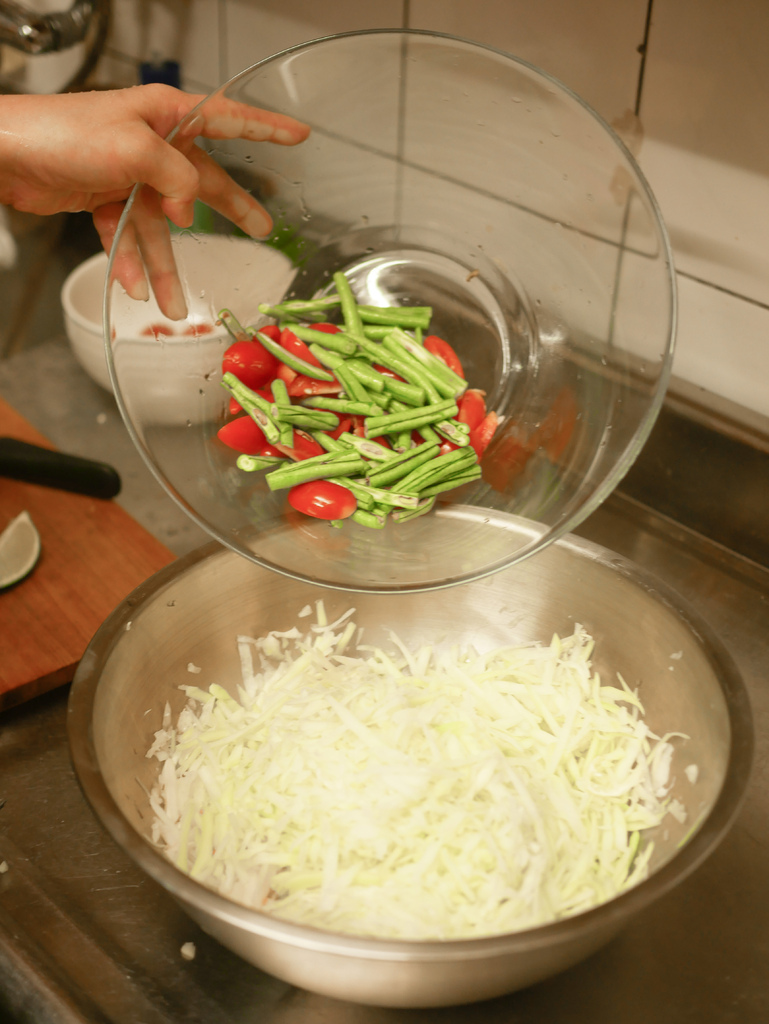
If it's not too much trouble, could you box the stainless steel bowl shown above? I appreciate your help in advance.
[67,515,752,1008]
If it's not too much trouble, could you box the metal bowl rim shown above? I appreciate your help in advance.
[67,532,753,962]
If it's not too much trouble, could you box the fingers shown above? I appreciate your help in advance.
[93,189,188,321]
[178,144,273,238]
[175,94,311,147]
[93,201,149,303]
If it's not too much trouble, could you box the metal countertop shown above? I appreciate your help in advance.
[0,348,768,1023]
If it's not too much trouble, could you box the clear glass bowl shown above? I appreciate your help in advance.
[105,29,676,593]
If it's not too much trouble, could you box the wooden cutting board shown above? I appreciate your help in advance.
[0,397,175,710]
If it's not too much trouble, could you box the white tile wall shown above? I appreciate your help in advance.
[95,0,769,422]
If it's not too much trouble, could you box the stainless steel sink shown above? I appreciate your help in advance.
[0,336,767,1021]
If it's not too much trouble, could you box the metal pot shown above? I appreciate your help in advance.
[67,517,753,1007]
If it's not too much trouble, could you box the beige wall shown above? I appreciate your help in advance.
[94,0,769,419]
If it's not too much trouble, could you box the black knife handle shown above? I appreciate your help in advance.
[0,438,121,500]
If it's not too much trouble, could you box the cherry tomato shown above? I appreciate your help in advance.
[311,323,340,334]
[280,327,322,367]
[288,480,357,520]
[424,335,464,378]
[216,416,267,454]
[529,387,578,461]
[276,362,298,386]
[286,374,343,397]
[481,434,532,492]
[257,324,281,342]
[222,339,279,390]
[469,410,499,459]
[140,322,175,339]
[438,440,459,456]
[329,416,353,440]
[273,430,326,462]
[457,388,487,431]
[373,363,405,382]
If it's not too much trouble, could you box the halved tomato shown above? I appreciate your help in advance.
[288,480,357,520]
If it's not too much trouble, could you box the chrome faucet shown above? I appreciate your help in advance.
[0,0,102,55]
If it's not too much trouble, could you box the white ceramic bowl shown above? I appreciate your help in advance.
[62,237,294,425]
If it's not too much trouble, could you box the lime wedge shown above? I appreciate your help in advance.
[0,511,42,589]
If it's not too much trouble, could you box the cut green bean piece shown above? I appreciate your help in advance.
[336,434,394,461]
[357,305,432,329]
[418,467,482,497]
[247,327,335,381]
[397,447,478,494]
[235,454,284,472]
[286,324,357,355]
[367,444,440,487]
[352,507,387,529]
[274,407,340,430]
[258,297,340,318]
[364,399,458,436]
[300,396,382,417]
[434,420,472,446]
[333,476,376,510]
[387,328,467,395]
[381,333,460,399]
[266,454,367,491]
[344,359,385,392]
[333,271,366,339]
[221,373,281,444]
[392,497,436,523]
[333,363,371,405]
[362,325,392,340]
[311,431,347,453]
[218,308,248,340]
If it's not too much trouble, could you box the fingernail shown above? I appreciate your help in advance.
[242,206,272,239]
[164,282,188,321]
[125,275,150,302]
[273,128,297,145]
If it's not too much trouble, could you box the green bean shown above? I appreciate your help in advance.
[285,324,357,356]
[333,363,372,405]
[218,308,248,340]
[392,498,436,523]
[307,344,343,370]
[364,399,458,436]
[357,305,432,330]
[352,507,387,529]
[381,332,461,399]
[367,443,440,487]
[333,476,419,509]
[434,420,472,447]
[273,406,340,431]
[221,373,281,443]
[311,431,347,453]
[356,337,442,402]
[418,467,482,497]
[247,328,335,382]
[266,453,367,491]
[387,328,467,395]
[236,454,285,472]
[397,447,478,494]
[258,297,341,318]
[333,271,366,339]
[362,325,392,340]
[300,396,382,417]
[343,359,385,392]
[269,378,293,444]
[335,434,394,462]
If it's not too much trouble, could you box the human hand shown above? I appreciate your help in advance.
[0,84,310,317]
